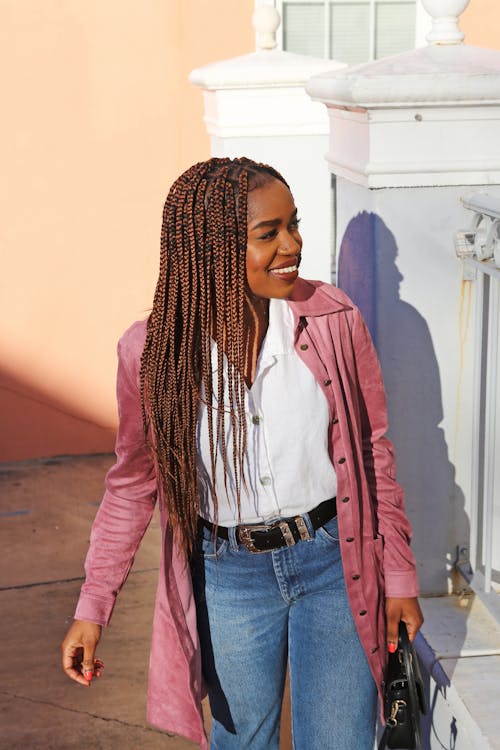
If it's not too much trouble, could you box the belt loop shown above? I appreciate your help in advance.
[228,525,239,551]
[302,511,316,539]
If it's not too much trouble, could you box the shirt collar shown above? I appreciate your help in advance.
[287,277,351,318]
[262,298,294,358]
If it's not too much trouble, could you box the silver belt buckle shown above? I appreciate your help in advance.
[239,516,311,553]
[238,523,272,553]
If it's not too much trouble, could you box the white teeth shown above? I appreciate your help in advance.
[271,265,297,274]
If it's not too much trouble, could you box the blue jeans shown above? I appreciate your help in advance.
[192,514,377,750]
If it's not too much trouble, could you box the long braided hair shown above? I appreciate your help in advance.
[140,157,288,556]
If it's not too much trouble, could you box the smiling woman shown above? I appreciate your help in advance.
[246,179,303,300]
[61,156,423,750]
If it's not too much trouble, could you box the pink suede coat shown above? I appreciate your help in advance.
[75,279,419,748]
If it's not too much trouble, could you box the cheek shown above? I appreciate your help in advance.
[245,245,267,276]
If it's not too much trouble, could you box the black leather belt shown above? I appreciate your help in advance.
[199,497,337,553]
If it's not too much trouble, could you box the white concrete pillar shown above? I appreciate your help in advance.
[307,0,500,596]
[189,6,346,283]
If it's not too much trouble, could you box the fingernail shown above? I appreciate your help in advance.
[388,643,397,653]
[84,671,93,680]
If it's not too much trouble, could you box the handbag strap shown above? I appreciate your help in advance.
[377,724,391,750]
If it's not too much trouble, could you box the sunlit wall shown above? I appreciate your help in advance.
[0,0,253,460]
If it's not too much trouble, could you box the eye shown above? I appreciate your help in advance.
[258,228,278,240]
[290,217,301,230]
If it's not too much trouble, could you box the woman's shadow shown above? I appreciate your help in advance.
[338,212,469,750]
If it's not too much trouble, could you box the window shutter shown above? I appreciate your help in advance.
[375,2,416,58]
[283,3,325,57]
[281,0,417,63]
[330,3,370,65]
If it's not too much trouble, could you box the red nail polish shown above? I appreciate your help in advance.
[388,643,397,653]
[84,671,93,680]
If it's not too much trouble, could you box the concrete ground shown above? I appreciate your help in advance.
[0,454,202,750]
[0,454,292,750]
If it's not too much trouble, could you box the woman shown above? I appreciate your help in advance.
[61,157,423,749]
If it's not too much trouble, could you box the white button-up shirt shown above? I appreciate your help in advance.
[197,298,337,526]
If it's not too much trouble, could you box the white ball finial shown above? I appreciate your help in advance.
[421,0,470,44]
[253,5,281,51]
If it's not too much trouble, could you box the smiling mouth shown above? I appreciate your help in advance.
[270,264,298,275]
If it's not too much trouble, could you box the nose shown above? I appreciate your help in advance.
[278,231,301,255]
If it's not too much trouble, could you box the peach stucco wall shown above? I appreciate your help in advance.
[461,0,500,50]
[1,0,498,461]
[0,0,253,460]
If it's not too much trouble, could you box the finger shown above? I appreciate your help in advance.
[62,646,92,687]
[386,613,400,653]
[403,613,423,642]
[94,658,104,678]
[81,641,98,682]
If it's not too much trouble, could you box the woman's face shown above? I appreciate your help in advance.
[246,179,302,300]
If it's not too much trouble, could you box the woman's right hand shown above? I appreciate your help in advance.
[61,619,103,686]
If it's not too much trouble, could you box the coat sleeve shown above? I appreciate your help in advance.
[75,325,158,626]
[352,312,419,599]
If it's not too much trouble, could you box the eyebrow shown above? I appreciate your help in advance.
[249,208,298,232]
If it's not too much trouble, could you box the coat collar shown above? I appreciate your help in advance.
[287,277,352,318]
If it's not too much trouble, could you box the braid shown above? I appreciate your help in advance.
[140,157,288,556]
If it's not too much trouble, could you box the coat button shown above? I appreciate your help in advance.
[342,496,349,503]
[359,610,367,616]
[338,457,346,464]
[300,344,308,351]
[346,537,354,542]
[371,646,379,653]
[324,379,332,386]
[252,415,261,425]
[332,417,339,425]
[352,574,360,580]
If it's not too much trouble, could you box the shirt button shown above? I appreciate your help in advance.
[342,496,350,503]
[346,537,354,542]
[338,457,346,464]
[300,344,308,351]
[352,574,360,580]
[359,610,367,616]
[259,476,272,486]
[252,415,261,425]
[324,379,332,386]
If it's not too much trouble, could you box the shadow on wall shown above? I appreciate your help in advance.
[338,213,469,748]
[0,367,115,461]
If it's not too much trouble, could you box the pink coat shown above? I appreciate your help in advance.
[75,278,419,748]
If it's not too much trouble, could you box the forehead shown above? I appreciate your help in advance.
[247,179,295,222]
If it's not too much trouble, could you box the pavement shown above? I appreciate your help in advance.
[0,454,201,750]
[0,454,292,750]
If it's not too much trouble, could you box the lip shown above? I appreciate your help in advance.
[268,256,300,273]
[268,267,299,283]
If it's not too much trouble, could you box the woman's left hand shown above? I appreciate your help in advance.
[385,597,424,652]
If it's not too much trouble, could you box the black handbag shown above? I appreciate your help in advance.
[378,622,427,750]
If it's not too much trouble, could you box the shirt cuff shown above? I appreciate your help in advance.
[74,593,116,627]
[384,569,420,598]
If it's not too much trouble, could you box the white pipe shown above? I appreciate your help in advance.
[469,271,484,574]
[483,278,499,594]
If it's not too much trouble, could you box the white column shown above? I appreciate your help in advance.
[189,6,346,283]
[307,0,500,596]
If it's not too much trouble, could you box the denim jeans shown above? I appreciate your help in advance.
[191,514,377,750]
